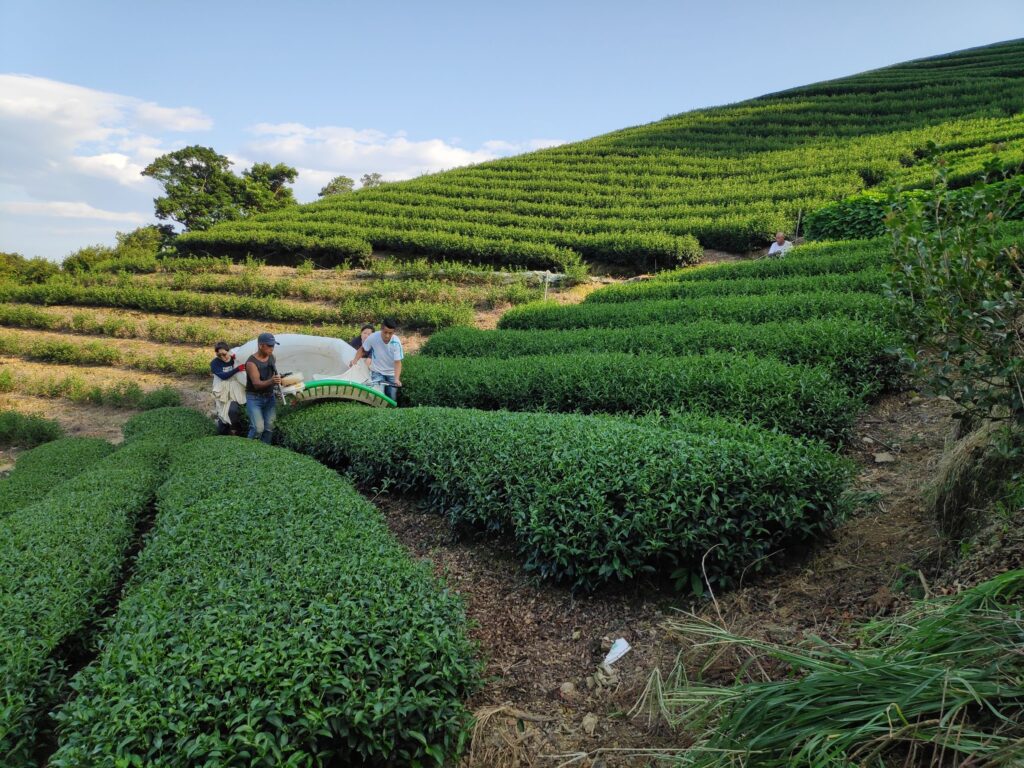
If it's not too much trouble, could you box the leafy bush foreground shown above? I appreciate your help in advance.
[278,404,853,592]
[51,437,481,767]
[0,409,216,765]
[0,437,113,518]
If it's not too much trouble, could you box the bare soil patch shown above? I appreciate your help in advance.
[0,356,208,400]
[0,392,136,447]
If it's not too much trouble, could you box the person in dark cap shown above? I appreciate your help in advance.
[244,332,282,443]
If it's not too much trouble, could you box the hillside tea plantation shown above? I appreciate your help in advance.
[2,37,1022,768]
[179,40,1023,268]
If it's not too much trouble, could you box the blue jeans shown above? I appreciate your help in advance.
[370,371,398,402]
[246,392,277,443]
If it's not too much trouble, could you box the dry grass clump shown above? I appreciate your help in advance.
[928,420,1019,539]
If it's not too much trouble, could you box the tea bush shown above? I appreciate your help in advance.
[585,268,886,304]
[1,373,183,411]
[0,281,473,331]
[120,406,214,442]
[0,409,215,764]
[278,404,853,592]
[498,291,890,331]
[0,410,63,449]
[651,238,888,282]
[174,228,373,266]
[51,438,481,767]
[0,437,113,518]
[402,352,857,442]
[420,319,904,398]
[0,331,209,376]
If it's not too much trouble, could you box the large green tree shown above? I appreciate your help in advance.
[318,175,355,197]
[242,162,299,211]
[141,146,298,232]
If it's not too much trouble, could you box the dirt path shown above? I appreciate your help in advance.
[370,390,956,768]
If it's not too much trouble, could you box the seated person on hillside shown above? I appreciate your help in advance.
[348,317,403,401]
[768,231,793,257]
[210,341,246,435]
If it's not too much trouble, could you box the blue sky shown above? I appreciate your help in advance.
[1,0,1022,260]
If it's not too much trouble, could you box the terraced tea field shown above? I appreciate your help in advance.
[2,38,1022,768]
[181,39,1024,269]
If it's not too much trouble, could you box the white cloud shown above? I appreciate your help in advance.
[68,153,148,186]
[0,200,148,222]
[0,74,213,258]
[135,102,213,131]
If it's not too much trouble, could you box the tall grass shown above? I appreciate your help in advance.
[637,570,1024,767]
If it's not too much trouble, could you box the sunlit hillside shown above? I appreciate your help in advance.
[179,38,1024,270]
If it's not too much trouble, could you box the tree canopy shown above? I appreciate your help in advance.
[318,175,355,197]
[360,172,385,189]
[141,146,298,232]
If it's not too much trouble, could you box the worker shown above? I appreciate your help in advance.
[210,341,245,435]
[348,317,403,400]
[244,332,282,443]
[768,231,793,257]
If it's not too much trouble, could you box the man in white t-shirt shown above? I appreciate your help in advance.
[768,231,793,257]
[349,317,404,401]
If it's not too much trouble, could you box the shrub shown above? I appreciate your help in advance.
[120,406,214,442]
[0,409,215,764]
[61,244,116,273]
[138,386,182,410]
[402,352,857,442]
[655,238,888,282]
[51,438,481,767]
[278,404,852,592]
[0,253,60,284]
[888,173,1024,438]
[0,438,114,518]
[0,410,63,449]
[585,268,885,304]
[498,291,890,331]
[420,319,905,398]
[806,173,1024,241]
